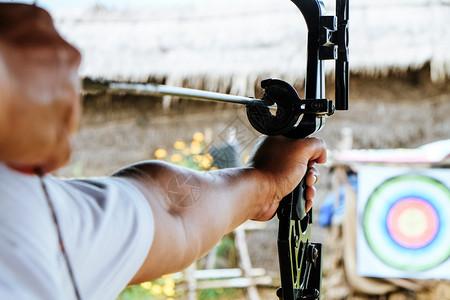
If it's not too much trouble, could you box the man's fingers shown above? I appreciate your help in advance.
[304,162,320,213]
[302,137,327,165]
[304,186,316,213]
[305,165,320,187]
[305,185,316,201]
[305,199,313,213]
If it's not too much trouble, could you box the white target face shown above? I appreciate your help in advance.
[357,167,450,279]
[363,175,450,271]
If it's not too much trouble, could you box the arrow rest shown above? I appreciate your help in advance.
[246,79,335,137]
[246,79,303,136]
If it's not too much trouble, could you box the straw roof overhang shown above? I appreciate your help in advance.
[53,0,450,94]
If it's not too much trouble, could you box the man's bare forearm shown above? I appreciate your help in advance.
[115,136,326,284]
[114,161,270,282]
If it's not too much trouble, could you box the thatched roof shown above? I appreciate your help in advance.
[52,0,450,92]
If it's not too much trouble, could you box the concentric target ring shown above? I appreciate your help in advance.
[363,174,450,271]
[387,197,439,249]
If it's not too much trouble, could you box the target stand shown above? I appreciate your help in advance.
[357,166,450,279]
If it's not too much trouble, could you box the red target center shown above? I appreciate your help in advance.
[387,197,439,248]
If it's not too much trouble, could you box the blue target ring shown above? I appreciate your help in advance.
[363,174,450,271]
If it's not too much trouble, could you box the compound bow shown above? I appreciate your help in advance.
[105,1,349,298]
[246,0,349,299]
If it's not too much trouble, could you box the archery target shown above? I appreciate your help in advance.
[357,166,450,279]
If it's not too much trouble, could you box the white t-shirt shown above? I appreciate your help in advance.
[0,164,154,300]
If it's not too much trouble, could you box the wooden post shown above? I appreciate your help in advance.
[235,226,261,300]
[185,263,197,300]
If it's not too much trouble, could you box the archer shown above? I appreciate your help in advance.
[0,3,326,299]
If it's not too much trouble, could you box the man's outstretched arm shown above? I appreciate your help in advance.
[113,136,326,284]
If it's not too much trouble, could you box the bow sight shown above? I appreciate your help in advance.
[106,0,348,299]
